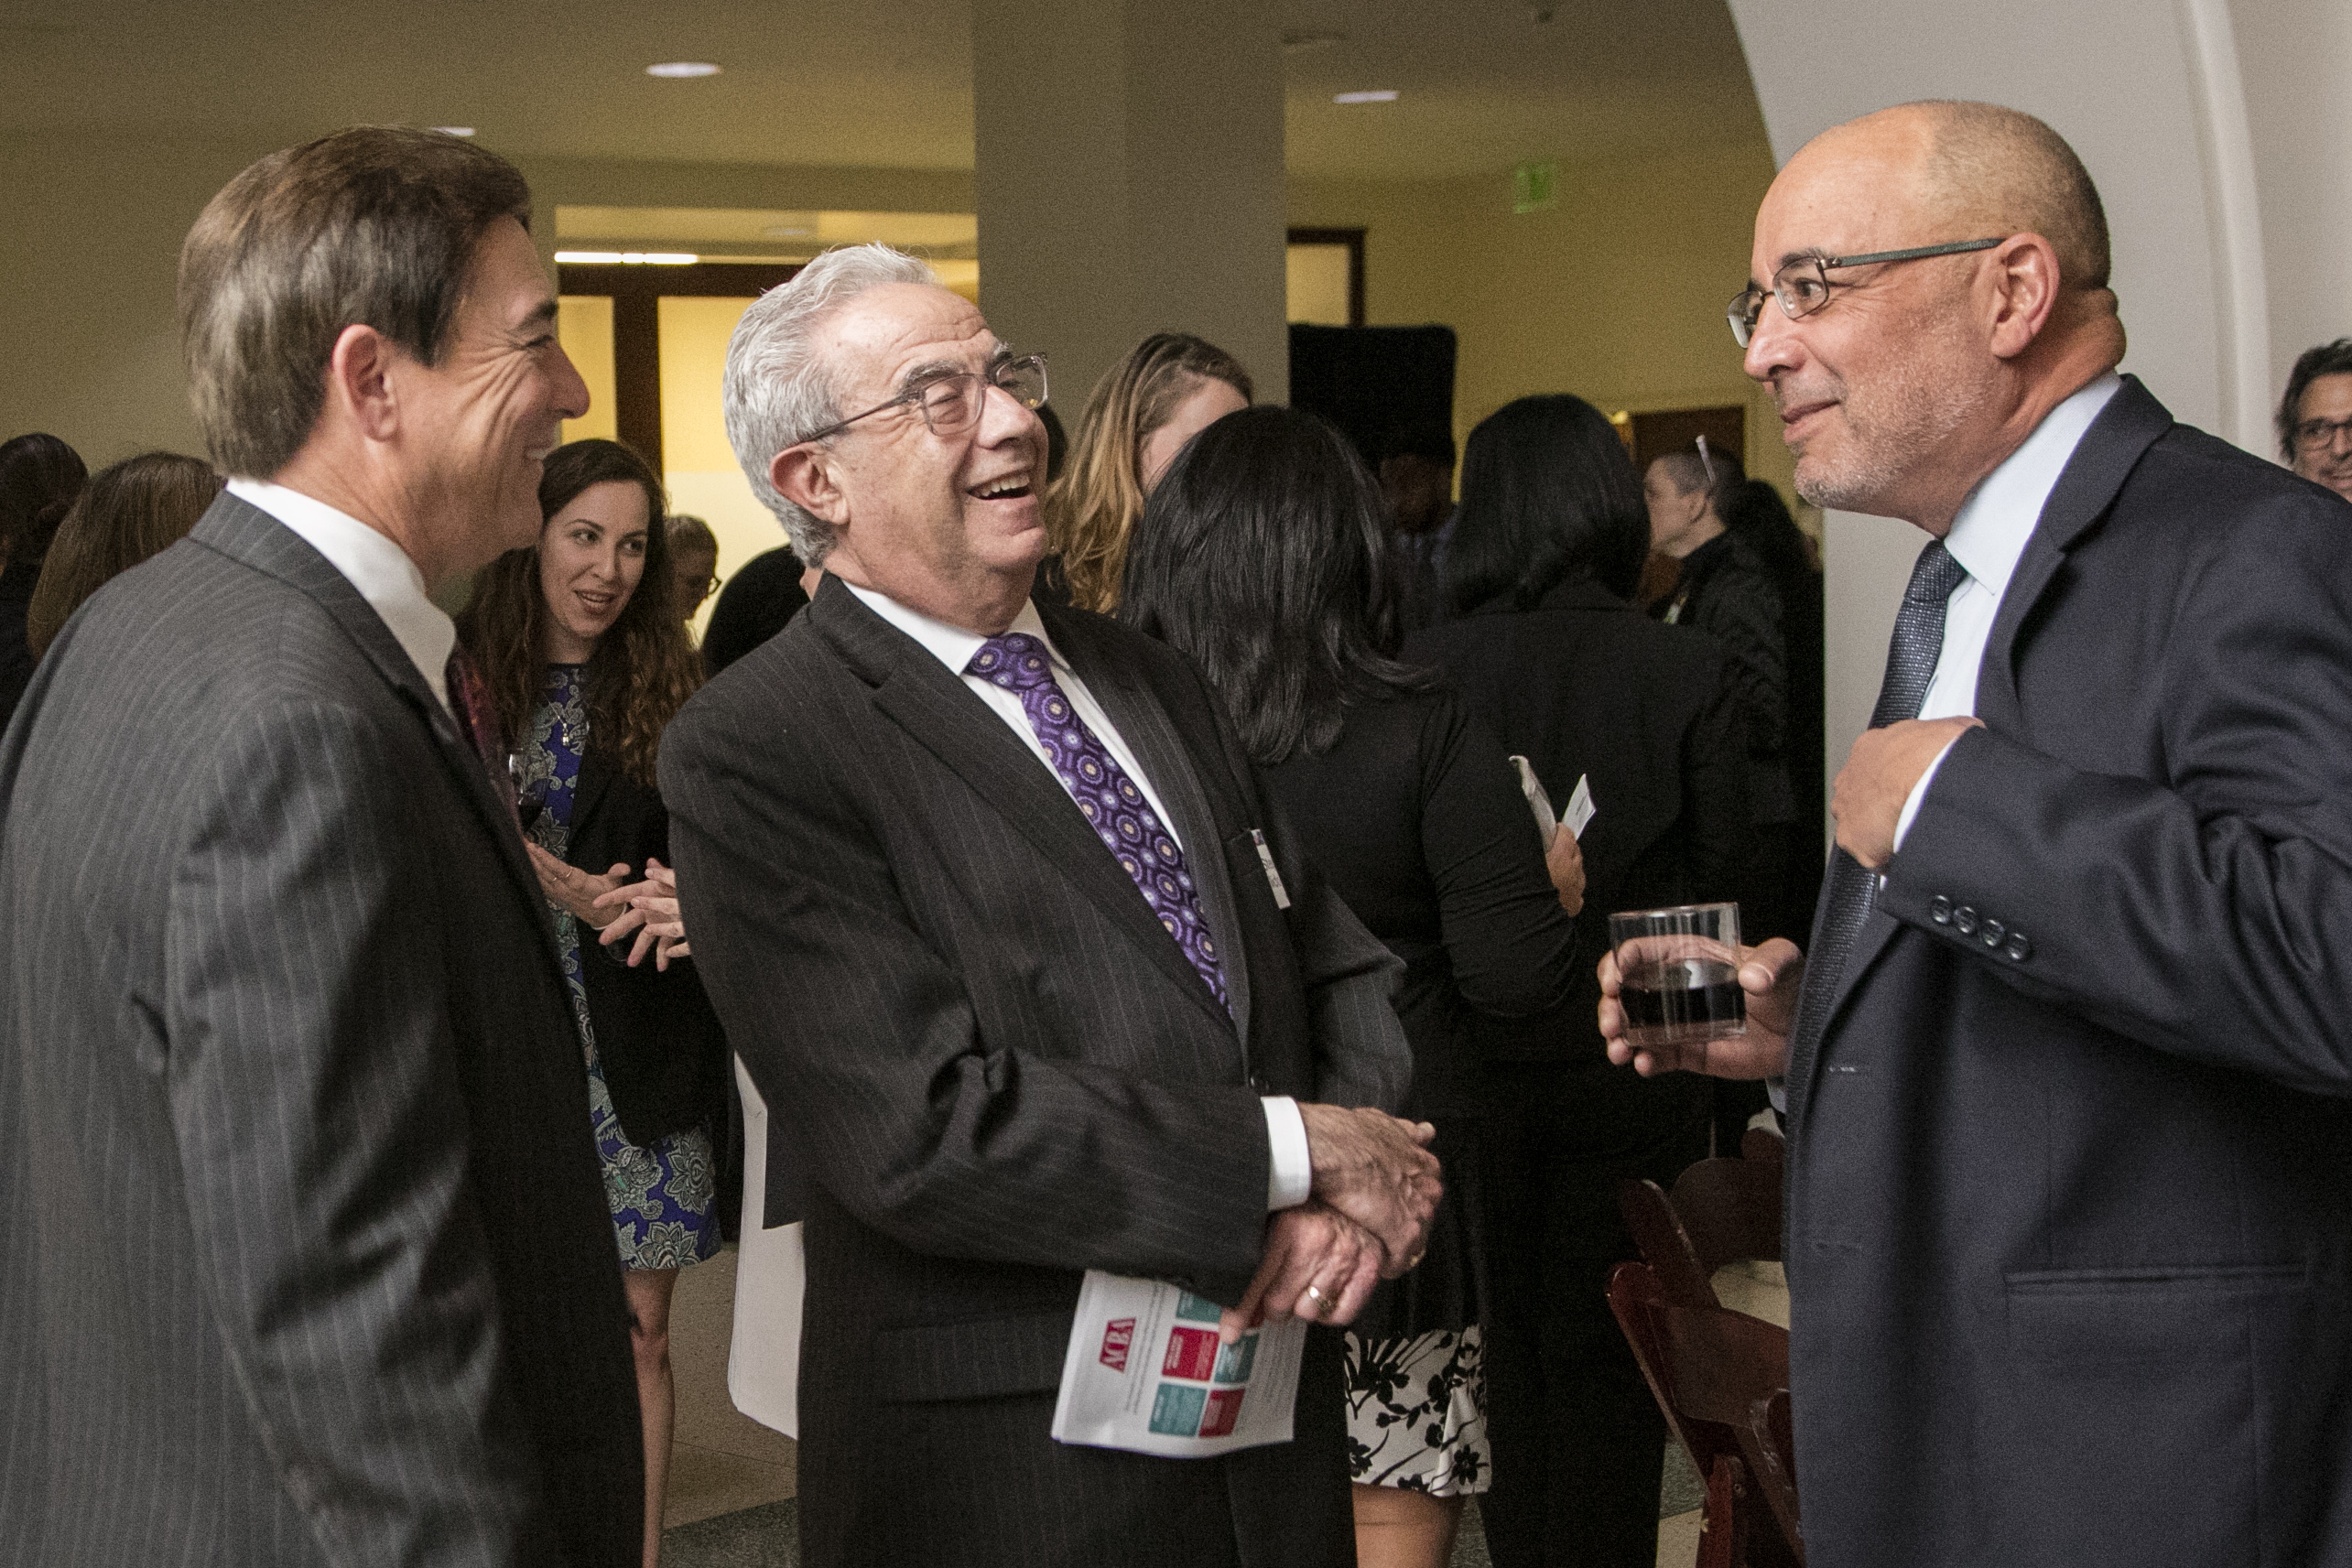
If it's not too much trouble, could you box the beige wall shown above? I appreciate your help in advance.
[0,127,976,469]
[1286,140,1803,520]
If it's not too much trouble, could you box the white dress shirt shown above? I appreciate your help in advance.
[845,581,1314,1211]
[225,478,457,715]
[1891,373,2122,849]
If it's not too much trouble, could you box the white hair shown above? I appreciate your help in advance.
[722,243,940,566]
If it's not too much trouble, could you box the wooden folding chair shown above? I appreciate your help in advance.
[1670,1134,1784,1278]
[1618,1174,1718,1306]
[1608,1261,1804,1566]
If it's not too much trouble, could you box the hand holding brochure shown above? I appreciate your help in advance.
[1510,756,1597,845]
[1049,1270,1306,1457]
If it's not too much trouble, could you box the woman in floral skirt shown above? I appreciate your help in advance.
[457,438,726,1567]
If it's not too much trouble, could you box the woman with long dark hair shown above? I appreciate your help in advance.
[1406,394,1747,1568]
[0,432,88,719]
[28,451,220,658]
[1122,406,1585,1568]
[456,438,725,1568]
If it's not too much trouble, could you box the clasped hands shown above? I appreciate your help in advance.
[518,844,692,966]
[1217,1103,1442,1346]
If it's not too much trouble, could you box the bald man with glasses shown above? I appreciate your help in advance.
[1603,102,2352,1568]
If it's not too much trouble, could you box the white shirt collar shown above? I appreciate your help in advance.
[225,477,457,712]
[1940,372,2123,598]
[841,579,1059,678]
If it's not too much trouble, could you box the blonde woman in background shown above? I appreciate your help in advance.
[1044,331,1252,613]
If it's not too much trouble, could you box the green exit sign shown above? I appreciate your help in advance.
[1512,159,1558,215]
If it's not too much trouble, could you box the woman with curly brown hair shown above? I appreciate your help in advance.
[1043,331,1251,612]
[456,437,725,1568]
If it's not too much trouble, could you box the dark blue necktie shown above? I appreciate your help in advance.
[1784,538,1968,1109]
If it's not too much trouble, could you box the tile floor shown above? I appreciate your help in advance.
[659,1250,1790,1567]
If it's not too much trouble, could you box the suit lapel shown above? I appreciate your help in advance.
[815,584,1236,1035]
[1046,607,1253,1043]
[1810,377,2175,1046]
[191,494,547,931]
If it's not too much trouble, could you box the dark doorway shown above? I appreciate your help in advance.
[556,262,801,467]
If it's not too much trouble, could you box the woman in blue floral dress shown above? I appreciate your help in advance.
[456,438,726,1568]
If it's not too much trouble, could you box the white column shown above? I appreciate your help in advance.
[971,0,1288,411]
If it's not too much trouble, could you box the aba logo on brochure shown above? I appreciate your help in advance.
[1099,1317,1137,1372]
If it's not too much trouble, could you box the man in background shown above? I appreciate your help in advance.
[669,511,722,621]
[0,127,640,1566]
[2277,336,2352,501]
[1379,422,1458,634]
[1607,101,2352,1567]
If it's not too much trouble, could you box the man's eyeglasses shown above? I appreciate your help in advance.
[798,353,1049,444]
[2291,415,2352,452]
[1728,238,2007,347]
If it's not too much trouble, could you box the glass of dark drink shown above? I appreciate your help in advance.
[1610,903,1746,1049]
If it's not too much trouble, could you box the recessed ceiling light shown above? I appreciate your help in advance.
[646,61,721,78]
[554,251,699,265]
[1332,90,1399,104]
[431,126,475,137]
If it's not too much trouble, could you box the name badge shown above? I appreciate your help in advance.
[1251,829,1292,910]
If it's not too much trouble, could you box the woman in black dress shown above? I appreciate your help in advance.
[1122,406,1585,1568]
[1404,395,1748,1568]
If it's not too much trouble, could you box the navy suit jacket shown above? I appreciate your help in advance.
[1788,377,2352,1568]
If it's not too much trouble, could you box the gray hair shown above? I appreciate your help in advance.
[723,243,939,566]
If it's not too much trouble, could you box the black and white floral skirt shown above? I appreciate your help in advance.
[1342,1325,1490,1496]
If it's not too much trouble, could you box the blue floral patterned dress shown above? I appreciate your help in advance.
[519,663,720,1272]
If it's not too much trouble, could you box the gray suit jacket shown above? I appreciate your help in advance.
[661,578,1412,1567]
[0,493,642,1567]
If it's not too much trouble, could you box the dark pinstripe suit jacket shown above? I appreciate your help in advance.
[0,494,642,1567]
[662,577,1412,1566]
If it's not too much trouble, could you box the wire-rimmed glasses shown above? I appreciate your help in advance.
[2291,416,2352,454]
[1727,238,2007,347]
[799,353,1049,444]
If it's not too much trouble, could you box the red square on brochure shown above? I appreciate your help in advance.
[1198,1387,1245,1437]
[1163,1325,1220,1381]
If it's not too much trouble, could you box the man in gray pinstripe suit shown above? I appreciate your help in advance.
[0,129,641,1565]
[662,245,1436,1567]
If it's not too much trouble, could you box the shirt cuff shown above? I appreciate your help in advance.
[1262,1097,1312,1211]
[1891,733,1967,853]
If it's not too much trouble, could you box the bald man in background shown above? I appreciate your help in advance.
[1602,102,2352,1567]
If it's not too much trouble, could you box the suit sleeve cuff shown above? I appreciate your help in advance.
[1262,1097,1312,1211]
[1891,733,1966,853]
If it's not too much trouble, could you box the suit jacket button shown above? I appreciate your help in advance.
[1248,1074,1270,1094]
[1953,906,1978,935]
[1930,895,1953,925]
[2006,932,2032,961]
[1981,918,2006,947]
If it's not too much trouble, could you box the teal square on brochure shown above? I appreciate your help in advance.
[1150,1382,1209,1435]
[1174,1291,1222,1324]
[1213,1333,1258,1384]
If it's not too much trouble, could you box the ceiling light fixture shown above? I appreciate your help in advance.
[554,251,699,265]
[1332,90,1399,104]
[431,126,476,137]
[1283,29,1346,52]
[646,61,721,78]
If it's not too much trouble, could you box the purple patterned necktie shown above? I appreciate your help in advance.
[968,632,1229,1014]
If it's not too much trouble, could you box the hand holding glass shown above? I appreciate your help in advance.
[1609,903,1746,1049]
